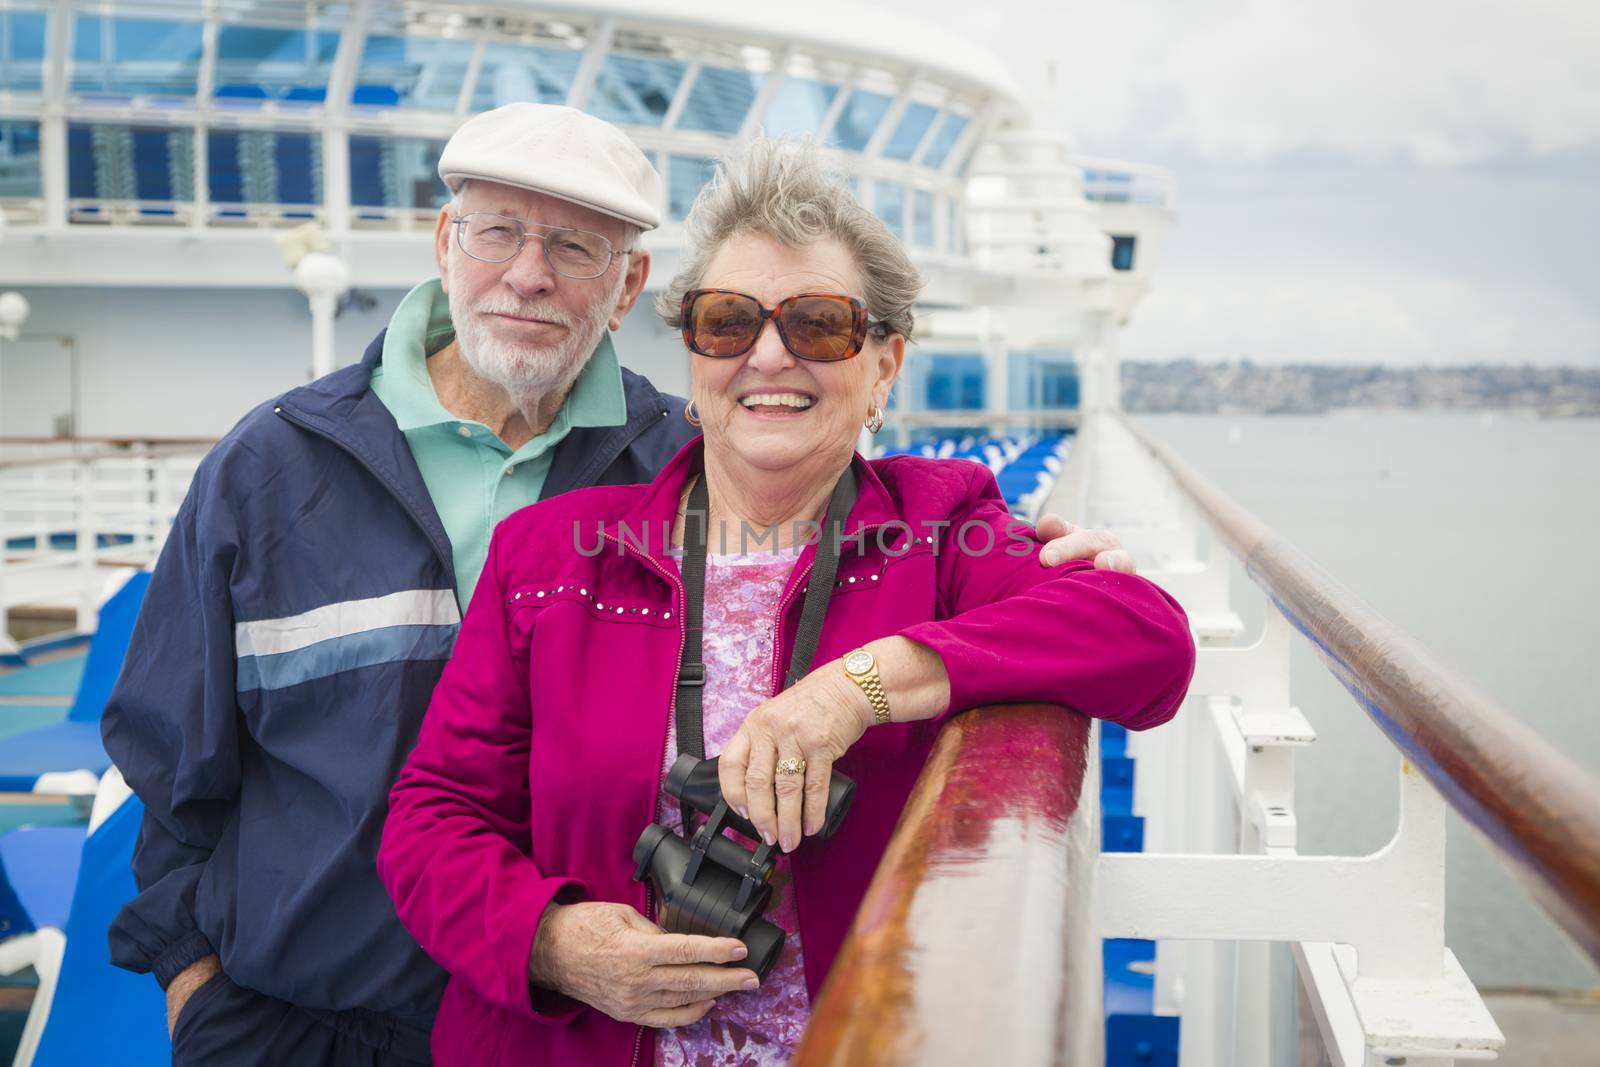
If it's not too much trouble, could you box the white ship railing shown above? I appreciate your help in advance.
[795,412,1600,1067]
[0,438,209,647]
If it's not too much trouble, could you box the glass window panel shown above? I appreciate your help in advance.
[0,121,43,198]
[668,155,716,221]
[214,25,339,103]
[471,43,581,110]
[354,34,474,111]
[761,78,837,137]
[67,122,195,202]
[1,12,47,92]
[828,89,891,152]
[348,134,449,209]
[913,189,934,247]
[921,112,969,169]
[677,65,762,135]
[208,130,321,204]
[873,180,904,241]
[1111,235,1137,271]
[71,16,203,97]
[883,102,938,161]
[587,54,687,127]
[924,354,985,411]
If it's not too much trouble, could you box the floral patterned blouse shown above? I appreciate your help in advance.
[656,548,810,1067]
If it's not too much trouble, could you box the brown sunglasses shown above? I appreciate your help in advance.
[680,289,888,363]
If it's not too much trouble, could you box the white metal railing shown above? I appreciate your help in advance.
[0,442,205,647]
[1081,415,1508,1067]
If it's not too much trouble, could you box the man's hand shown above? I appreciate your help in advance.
[165,954,221,1037]
[1034,513,1137,573]
[529,902,758,1027]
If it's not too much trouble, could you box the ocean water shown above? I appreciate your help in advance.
[1135,412,1600,992]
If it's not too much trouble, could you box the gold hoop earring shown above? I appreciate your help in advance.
[684,401,702,427]
[865,406,885,434]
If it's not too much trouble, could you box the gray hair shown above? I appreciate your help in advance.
[657,140,921,340]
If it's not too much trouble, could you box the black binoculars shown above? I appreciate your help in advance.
[632,754,856,982]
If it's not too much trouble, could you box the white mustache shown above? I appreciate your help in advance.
[475,298,576,327]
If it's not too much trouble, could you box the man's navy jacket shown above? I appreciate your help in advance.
[101,331,694,1032]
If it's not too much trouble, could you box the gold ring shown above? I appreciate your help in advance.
[776,757,807,776]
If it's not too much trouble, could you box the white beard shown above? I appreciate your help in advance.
[447,257,623,406]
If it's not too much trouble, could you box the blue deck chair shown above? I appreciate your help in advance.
[0,825,88,1065]
[18,783,168,1067]
[0,572,151,793]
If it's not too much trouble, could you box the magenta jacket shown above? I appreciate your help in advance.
[378,439,1195,1066]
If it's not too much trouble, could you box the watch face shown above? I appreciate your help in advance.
[845,650,874,674]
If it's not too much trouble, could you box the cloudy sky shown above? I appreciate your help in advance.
[875,0,1600,366]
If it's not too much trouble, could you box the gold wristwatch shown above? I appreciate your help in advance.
[843,648,891,725]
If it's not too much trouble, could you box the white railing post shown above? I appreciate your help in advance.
[1084,414,1502,1067]
[75,456,98,632]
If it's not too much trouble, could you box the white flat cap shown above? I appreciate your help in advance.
[438,103,663,231]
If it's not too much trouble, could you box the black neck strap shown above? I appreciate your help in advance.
[674,467,859,768]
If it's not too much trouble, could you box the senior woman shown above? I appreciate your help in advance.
[378,141,1195,1067]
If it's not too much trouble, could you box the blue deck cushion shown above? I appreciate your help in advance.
[0,722,112,792]
[0,703,69,744]
[0,825,87,931]
[30,797,170,1066]
[68,571,151,724]
[0,658,85,699]
[0,572,150,790]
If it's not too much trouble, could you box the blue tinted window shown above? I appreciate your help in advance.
[0,121,43,197]
[355,35,474,110]
[1111,235,1136,271]
[924,354,985,410]
[214,25,338,103]
[471,44,581,110]
[828,89,891,151]
[922,112,969,169]
[873,180,904,240]
[587,54,686,127]
[67,123,195,202]
[1,12,47,92]
[913,189,934,247]
[882,102,937,161]
[678,65,762,134]
[72,16,203,96]
[668,155,716,221]
[762,78,837,137]
[208,130,320,204]
[348,135,449,209]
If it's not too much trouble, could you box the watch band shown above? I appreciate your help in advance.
[844,648,892,726]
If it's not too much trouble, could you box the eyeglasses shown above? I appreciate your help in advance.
[680,289,889,363]
[450,212,633,279]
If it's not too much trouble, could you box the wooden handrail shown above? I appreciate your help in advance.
[793,705,1098,1067]
[1120,412,1600,964]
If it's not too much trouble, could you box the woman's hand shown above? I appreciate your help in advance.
[528,901,759,1027]
[1035,513,1138,573]
[717,668,873,854]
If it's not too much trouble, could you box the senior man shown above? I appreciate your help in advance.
[102,103,1133,1065]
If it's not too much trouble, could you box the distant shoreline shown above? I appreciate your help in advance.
[1121,361,1600,417]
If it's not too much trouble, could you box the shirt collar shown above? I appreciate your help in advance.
[376,277,627,439]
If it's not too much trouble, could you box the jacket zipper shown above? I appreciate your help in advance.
[606,530,684,1067]
[273,404,457,585]
[768,560,816,697]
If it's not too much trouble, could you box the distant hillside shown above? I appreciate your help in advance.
[1120,361,1600,416]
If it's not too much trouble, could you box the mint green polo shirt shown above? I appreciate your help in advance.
[370,278,627,609]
